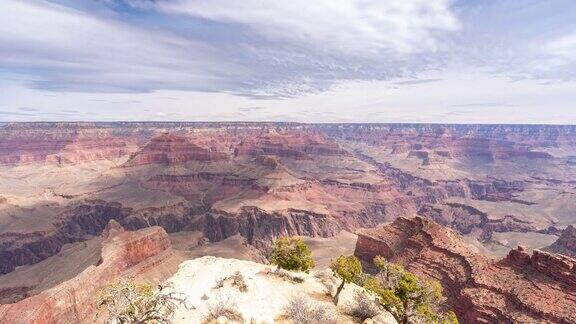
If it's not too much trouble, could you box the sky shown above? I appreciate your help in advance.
[1,0,576,123]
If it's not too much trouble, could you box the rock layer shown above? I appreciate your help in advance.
[0,221,178,323]
[124,133,226,166]
[354,217,576,323]
[543,225,576,258]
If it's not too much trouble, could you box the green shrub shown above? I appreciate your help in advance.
[363,256,459,324]
[330,254,362,305]
[269,236,315,272]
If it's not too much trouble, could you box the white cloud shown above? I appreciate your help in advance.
[545,32,576,64]
[3,65,576,124]
[158,0,458,56]
[0,0,243,92]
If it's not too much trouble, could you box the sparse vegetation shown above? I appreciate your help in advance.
[284,294,333,324]
[346,290,382,321]
[363,256,458,324]
[213,271,248,292]
[231,271,248,292]
[330,254,362,305]
[96,280,186,324]
[264,267,305,283]
[269,236,315,273]
[203,295,244,324]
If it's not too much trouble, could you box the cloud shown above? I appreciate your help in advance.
[0,111,35,116]
[451,102,517,108]
[0,0,244,93]
[238,106,266,113]
[157,0,458,56]
[543,32,576,71]
[392,78,442,85]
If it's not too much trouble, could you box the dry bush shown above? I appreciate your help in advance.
[213,277,226,289]
[203,295,244,324]
[284,294,333,324]
[265,268,305,283]
[96,280,187,324]
[213,271,249,292]
[346,291,381,321]
[231,271,248,292]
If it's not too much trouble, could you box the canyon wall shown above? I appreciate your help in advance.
[354,217,576,323]
[0,220,178,323]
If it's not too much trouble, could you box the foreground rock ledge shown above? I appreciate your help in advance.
[0,220,181,323]
[354,216,576,323]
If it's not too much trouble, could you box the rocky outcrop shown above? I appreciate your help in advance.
[0,201,130,274]
[504,246,576,286]
[0,221,177,323]
[203,207,343,251]
[542,225,576,258]
[124,133,227,166]
[0,125,142,165]
[57,137,137,163]
[354,217,576,323]
[234,130,348,159]
[417,202,536,241]
[144,173,264,203]
[255,154,280,168]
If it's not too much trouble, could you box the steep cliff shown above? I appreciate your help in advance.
[0,201,131,275]
[354,217,576,323]
[0,221,180,323]
[542,225,576,258]
[123,133,227,166]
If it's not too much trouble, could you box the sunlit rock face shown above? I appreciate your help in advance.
[355,217,576,323]
[124,133,227,167]
[0,221,179,323]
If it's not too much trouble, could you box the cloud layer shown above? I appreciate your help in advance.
[158,0,458,55]
[0,0,575,122]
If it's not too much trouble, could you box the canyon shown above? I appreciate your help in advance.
[0,122,575,323]
[354,217,576,323]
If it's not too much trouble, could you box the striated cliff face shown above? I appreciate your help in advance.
[202,207,344,251]
[505,246,576,287]
[124,133,227,166]
[0,201,130,275]
[417,202,537,242]
[543,225,576,258]
[234,129,348,159]
[354,217,576,324]
[0,220,178,324]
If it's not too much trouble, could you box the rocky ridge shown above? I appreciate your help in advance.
[543,225,576,258]
[0,220,180,323]
[354,217,576,323]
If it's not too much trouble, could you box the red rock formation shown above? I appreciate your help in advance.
[57,137,137,163]
[124,133,227,166]
[234,130,347,159]
[0,125,141,165]
[255,154,280,168]
[417,202,537,242]
[0,201,130,275]
[354,217,576,323]
[144,173,263,203]
[543,225,576,258]
[0,220,178,323]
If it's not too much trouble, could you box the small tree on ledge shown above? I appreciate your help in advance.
[269,236,315,273]
[96,280,187,324]
[330,254,362,305]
